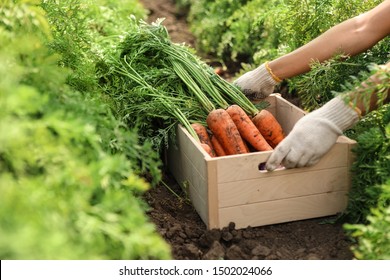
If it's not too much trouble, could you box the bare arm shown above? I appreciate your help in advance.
[269,0,390,80]
[348,61,390,116]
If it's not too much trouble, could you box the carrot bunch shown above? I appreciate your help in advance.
[112,20,287,160]
[192,105,284,157]
[154,28,284,156]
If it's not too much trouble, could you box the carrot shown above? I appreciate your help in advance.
[191,123,212,145]
[191,123,216,157]
[210,134,226,156]
[252,109,284,148]
[226,105,273,152]
[200,143,215,157]
[206,109,249,155]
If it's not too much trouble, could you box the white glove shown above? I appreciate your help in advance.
[266,96,360,171]
[234,63,280,99]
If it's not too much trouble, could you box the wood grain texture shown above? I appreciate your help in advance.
[218,191,349,229]
[218,167,350,208]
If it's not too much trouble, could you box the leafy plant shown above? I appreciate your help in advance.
[98,18,263,152]
[187,0,248,60]
[342,105,390,224]
[344,178,390,260]
[0,0,170,259]
[41,0,146,92]
[290,55,362,110]
[218,0,269,64]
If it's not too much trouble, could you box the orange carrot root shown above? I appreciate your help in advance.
[210,134,226,156]
[191,123,216,156]
[252,110,285,148]
[226,105,273,151]
[200,143,215,157]
[206,109,249,155]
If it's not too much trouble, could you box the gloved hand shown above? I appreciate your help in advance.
[234,62,281,100]
[266,96,360,171]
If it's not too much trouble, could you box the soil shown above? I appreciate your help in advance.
[140,0,354,260]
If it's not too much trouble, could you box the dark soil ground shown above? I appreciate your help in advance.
[140,0,354,260]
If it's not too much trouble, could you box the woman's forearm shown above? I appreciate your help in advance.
[269,0,390,80]
[350,61,390,116]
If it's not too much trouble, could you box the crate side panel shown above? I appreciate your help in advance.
[168,133,208,199]
[216,142,349,183]
[167,126,210,225]
[188,182,208,225]
[273,94,306,134]
[218,167,350,208]
[218,191,349,229]
[176,124,211,178]
[260,94,277,116]
[168,146,208,225]
[206,160,220,229]
[181,153,208,204]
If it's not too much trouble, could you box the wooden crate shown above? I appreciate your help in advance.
[167,94,356,229]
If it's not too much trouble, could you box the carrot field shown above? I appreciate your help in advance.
[1,0,389,261]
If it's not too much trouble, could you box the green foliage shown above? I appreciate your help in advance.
[259,0,380,55]
[218,0,269,64]
[344,179,390,260]
[41,0,146,92]
[97,18,262,152]
[187,0,248,61]
[0,0,170,259]
[39,0,161,184]
[292,56,363,110]
[335,66,389,259]
[342,106,390,224]
[97,19,206,149]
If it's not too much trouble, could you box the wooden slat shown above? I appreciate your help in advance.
[218,191,349,229]
[215,142,350,183]
[188,184,208,226]
[218,167,350,208]
[273,94,306,134]
[181,155,208,199]
[176,123,211,174]
[206,160,219,228]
